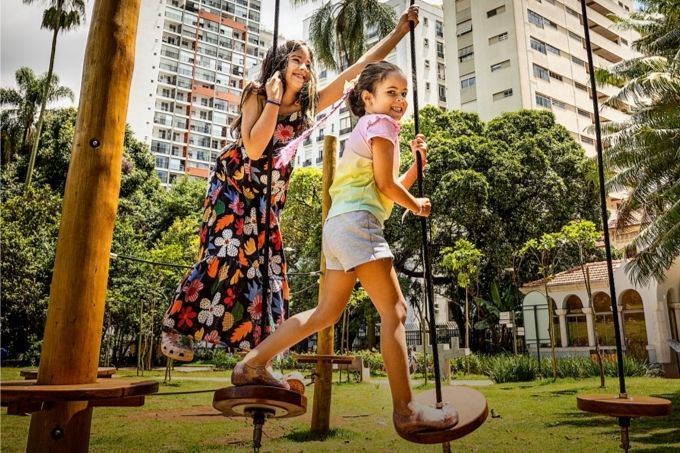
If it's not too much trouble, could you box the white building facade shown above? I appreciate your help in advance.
[127,0,271,186]
[521,259,680,377]
[442,0,636,156]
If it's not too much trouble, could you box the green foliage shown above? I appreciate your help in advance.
[441,239,483,289]
[595,0,680,284]
[291,0,396,70]
[0,186,62,359]
[209,350,240,370]
[355,349,385,375]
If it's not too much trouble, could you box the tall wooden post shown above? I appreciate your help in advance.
[311,135,337,434]
[27,1,141,451]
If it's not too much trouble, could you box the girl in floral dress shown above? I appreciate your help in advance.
[161,6,420,361]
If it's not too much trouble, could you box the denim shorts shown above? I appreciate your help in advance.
[322,210,394,271]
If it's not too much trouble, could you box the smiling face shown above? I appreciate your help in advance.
[361,71,409,121]
[284,47,312,91]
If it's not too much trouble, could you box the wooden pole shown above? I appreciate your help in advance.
[311,135,337,434]
[27,1,141,451]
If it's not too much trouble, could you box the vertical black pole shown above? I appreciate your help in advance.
[533,305,541,369]
[579,0,626,396]
[260,0,281,340]
[408,0,442,404]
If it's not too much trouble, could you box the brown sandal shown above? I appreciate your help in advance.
[161,329,194,362]
[393,402,458,435]
[231,361,290,390]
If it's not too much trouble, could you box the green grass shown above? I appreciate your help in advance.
[1,368,677,452]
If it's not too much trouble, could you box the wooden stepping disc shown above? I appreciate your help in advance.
[577,394,672,418]
[213,385,306,418]
[398,386,488,444]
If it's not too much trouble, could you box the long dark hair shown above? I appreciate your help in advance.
[231,40,318,139]
[347,61,403,117]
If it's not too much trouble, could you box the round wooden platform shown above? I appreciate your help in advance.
[397,386,488,444]
[19,367,117,380]
[213,385,307,418]
[0,379,159,414]
[577,394,672,418]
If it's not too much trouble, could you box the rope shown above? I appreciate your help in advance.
[260,0,281,339]
[408,0,443,404]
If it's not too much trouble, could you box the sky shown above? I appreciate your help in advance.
[0,0,317,106]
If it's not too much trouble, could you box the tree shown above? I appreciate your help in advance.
[0,187,62,362]
[520,232,566,381]
[290,0,396,70]
[0,67,73,165]
[595,0,680,284]
[389,107,600,346]
[441,239,482,354]
[23,0,86,187]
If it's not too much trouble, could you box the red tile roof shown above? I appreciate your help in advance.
[522,260,624,289]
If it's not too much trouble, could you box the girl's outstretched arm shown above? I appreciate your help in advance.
[316,6,419,111]
[373,137,430,217]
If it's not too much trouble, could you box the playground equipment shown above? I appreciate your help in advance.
[0,2,160,452]
[574,2,671,451]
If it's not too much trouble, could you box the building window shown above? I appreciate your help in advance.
[530,36,546,54]
[580,135,594,144]
[575,81,588,91]
[437,63,446,80]
[456,19,472,36]
[487,5,506,18]
[460,75,476,90]
[436,20,444,37]
[458,45,474,62]
[565,296,588,347]
[533,64,550,81]
[528,9,543,28]
[436,41,445,59]
[572,56,586,67]
[490,59,511,72]
[569,30,583,43]
[424,17,429,26]
[425,59,430,69]
[424,38,429,47]
[552,98,566,109]
[546,43,561,55]
[489,32,509,44]
[578,108,592,119]
[339,116,351,135]
[549,70,563,81]
[438,84,446,101]
[492,88,513,100]
[426,82,431,90]
[535,93,552,108]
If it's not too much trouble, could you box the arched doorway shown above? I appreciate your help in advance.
[621,290,648,361]
[593,292,616,346]
[565,295,587,346]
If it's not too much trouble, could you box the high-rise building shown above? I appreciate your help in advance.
[127,0,271,186]
[443,0,636,156]
[297,0,446,169]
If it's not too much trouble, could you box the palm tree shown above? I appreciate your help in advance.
[1,67,73,165]
[595,0,680,284]
[290,0,396,70]
[23,0,86,187]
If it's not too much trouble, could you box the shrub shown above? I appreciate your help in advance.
[356,349,385,375]
[210,350,239,370]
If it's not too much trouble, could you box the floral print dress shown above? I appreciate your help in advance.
[163,111,306,350]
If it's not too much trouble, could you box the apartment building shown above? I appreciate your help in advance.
[443,0,636,156]
[127,0,270,186]
[296,0,447,169]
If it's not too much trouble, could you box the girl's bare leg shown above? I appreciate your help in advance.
[353,258,412,414]
[242,269,357,366]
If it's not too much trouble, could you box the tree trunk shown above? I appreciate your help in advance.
[25,21,60,188]
[26,1,141,450]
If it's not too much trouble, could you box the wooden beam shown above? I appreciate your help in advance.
[26,0,142,451]
[311,135,337,435]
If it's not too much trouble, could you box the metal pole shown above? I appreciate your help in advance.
[579,0,626,396]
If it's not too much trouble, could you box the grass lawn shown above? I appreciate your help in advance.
[1,367,677,452]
